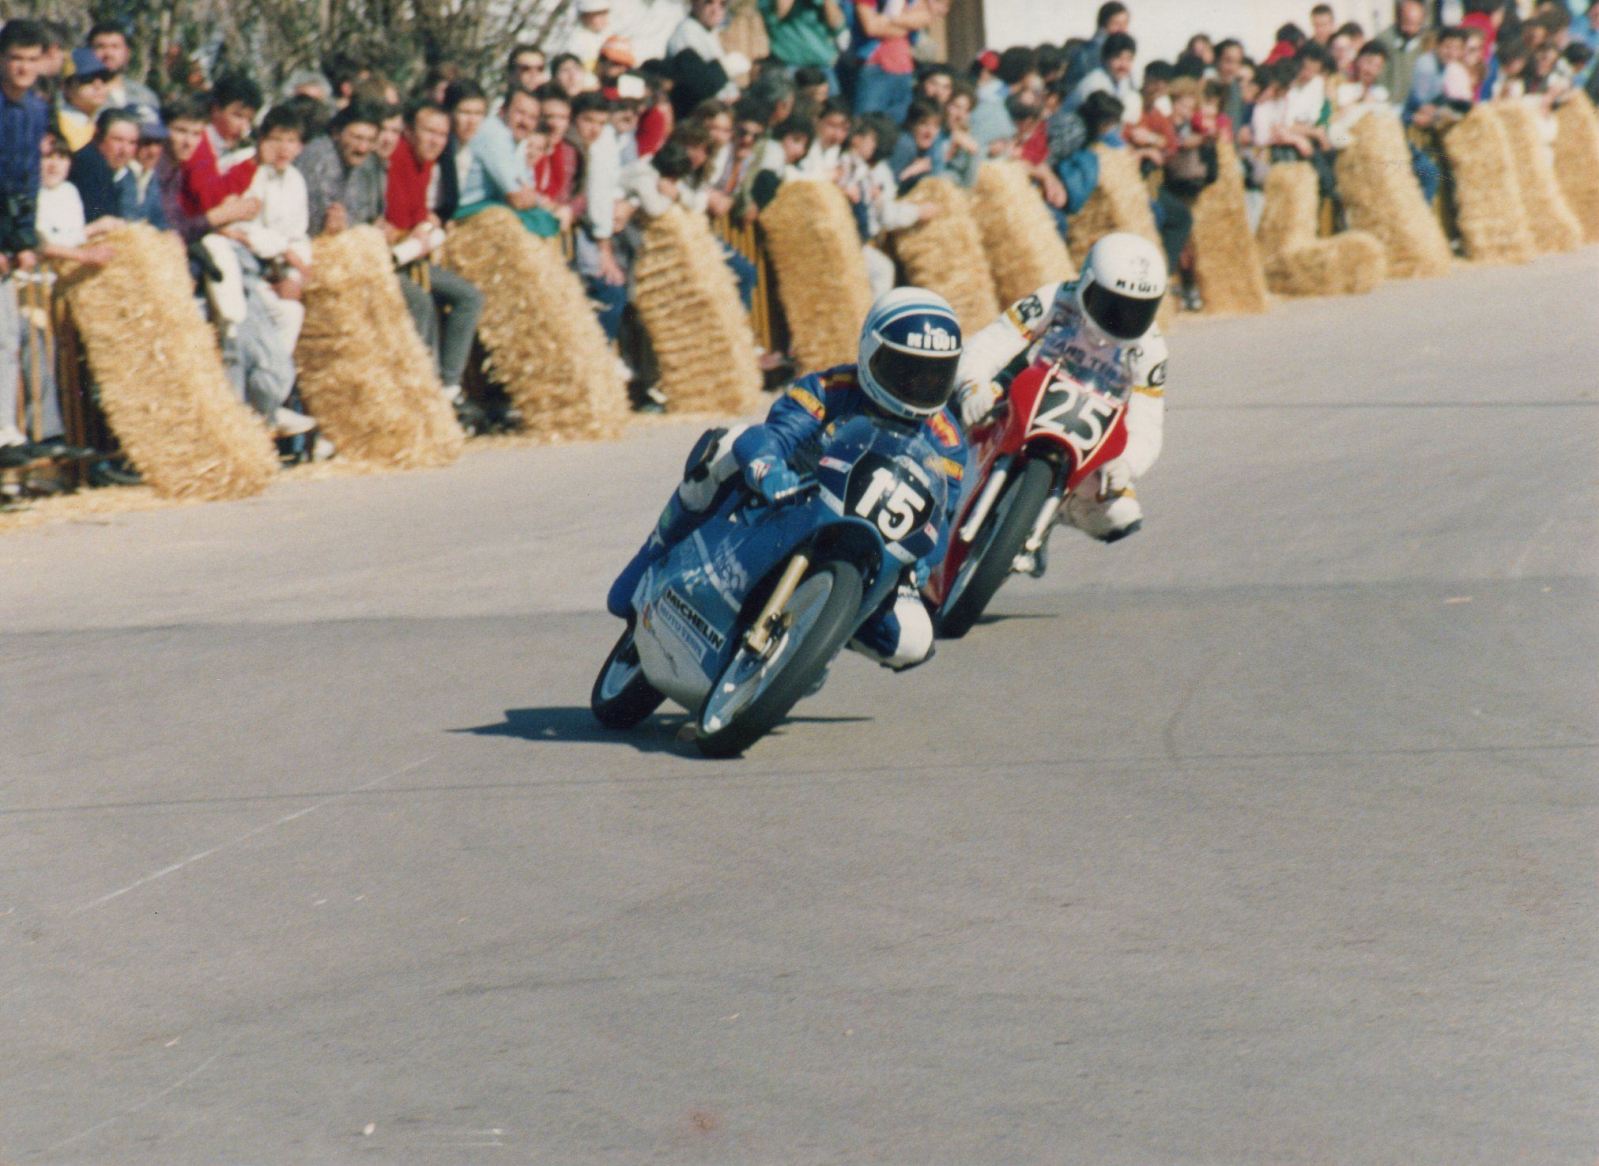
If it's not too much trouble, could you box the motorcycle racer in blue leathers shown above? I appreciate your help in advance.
[607,288,970,670]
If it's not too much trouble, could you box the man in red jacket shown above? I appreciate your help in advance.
[179,75,262,217]
[383,98,485,416]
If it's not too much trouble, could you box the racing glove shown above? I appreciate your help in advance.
[744,455,803,504]
[957,381,1003,430]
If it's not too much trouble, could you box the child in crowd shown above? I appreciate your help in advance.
[237,105,312,352]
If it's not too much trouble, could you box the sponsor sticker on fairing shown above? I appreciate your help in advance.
[659,587,727,654]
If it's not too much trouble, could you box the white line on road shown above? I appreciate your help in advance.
[67,755,436,916]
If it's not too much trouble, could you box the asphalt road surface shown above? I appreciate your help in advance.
[3,249,1596,1165]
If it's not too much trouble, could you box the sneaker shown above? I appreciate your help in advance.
[274,407,318,437]
[1064,486,1143,543]
[313,435,337,461]
[632,384,668,415]
[1181,284,1204,312]
[0,423,25,448]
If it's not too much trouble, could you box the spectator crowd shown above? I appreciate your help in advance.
[1,0,1596,486]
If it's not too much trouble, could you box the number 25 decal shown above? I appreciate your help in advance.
[854,467,929,541]
[1034,382,1121,454]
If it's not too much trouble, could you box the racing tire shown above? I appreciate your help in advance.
[591,624,666,729]
[694,558,865,759]
[936,457,1055,640]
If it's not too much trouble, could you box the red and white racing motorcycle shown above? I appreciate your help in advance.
[926,357,1130,638]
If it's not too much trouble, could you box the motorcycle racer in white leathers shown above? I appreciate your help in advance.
[953,231,1169,552]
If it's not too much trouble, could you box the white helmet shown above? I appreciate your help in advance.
[856,287,964,421]
[1076,232,1168,341]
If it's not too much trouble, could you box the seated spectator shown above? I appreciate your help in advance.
[1328,26,1361,80]
[719,95,782,218]
[888,100,944,194]
[382,97,486,413]
[125,117,167,228]
[938,80,981,187]
[155,94,260,245]
[970,46,1031,154]
[1065,31,1143,122]
[1044,89,1123,228]
[182,74,262,215]
[793,65,832,111]
[1264,22,1308,66]
[453,83,560,235]
[571,91,630,343]
[916,63,955,110]
[531,87,580,213]
[507,43,551,96]
[67,107,140,222]
[1329,41,1392,149]
[298,101,387,236]
[552,53,591,98]
[1139,78,1205,309]
[87,22,158,112]
[236,105,313,353]
[799,97,851,179]
[1406,28,1473,125]
[57,47,113,152]
[837,113,940,296]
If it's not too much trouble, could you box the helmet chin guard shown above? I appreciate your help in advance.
[857,288,964,421]
[1076,232,1167,341]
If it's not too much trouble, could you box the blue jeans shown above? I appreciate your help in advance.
[854,65,914,123]
[586,276,628,342]
[719,241,756,311]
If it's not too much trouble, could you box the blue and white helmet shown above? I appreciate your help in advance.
[856,288,964,421]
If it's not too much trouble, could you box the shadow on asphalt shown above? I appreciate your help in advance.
[456,706,870,756]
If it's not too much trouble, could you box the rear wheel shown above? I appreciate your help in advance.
[695,558,864,758]
[590,625,666,729]
[937,457,1055,639]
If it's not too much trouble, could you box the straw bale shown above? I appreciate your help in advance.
[760,179,872,373]
[1335,112,1452,278]
[970,161,1076,305]
[62,223,277,500]
[1554,92,1599,242]
[296,227,464,468]
[1190,138,1269,314]
[1065,145,1163,259]
[442,207,626,442]
[1489,102,1583,254]
[893,178,1002,331]
[634,207,762,414]
[1256,161,1387,295]
[1256,161,1320,259]
[1264,232,1387,296]
[1442,105,1535,264]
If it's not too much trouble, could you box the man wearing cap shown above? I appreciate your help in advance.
[87,23,158,112]
[58,46,113,152]
[562,0,615,76]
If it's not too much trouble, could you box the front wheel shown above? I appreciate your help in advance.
[695,558,865,758]
[591,624,666,729]
[936,456,1056,639]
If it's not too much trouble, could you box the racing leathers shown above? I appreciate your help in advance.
[607,367,970,669]
[954,279,1168,542]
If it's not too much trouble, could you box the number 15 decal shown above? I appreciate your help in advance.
[854,467,930,541]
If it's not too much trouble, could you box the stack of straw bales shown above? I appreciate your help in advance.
[1442,105,1536,263]
[1190,138,1269,314]
[296,227,463,468]
[893,177,1002,331]
[1492,102,1583,255]
[1257,162,1386,295]
[1335,112,1452,279]
[1065,145,1162,260]
[442,207,626,442]
[633,207,762,414]
[63,223,277,500]
[970,161,1075,305]
[1554,92,1599,242]
[760,179,871,373]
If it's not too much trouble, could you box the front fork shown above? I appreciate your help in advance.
[743,553,811,656]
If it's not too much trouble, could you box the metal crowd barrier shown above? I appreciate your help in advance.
[710,214,780,354]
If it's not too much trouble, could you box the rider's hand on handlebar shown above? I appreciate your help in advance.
[744,456,804,505]
[958,381,1002,430]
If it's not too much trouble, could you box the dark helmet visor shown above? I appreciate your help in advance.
[1084,282,1161,340]
[868,344,961,412]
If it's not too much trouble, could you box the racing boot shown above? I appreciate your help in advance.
[1062,474,1143,544]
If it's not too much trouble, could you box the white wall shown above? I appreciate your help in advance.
[979,0,1393,70]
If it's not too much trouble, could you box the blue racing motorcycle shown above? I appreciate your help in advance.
[591,414,949,757]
